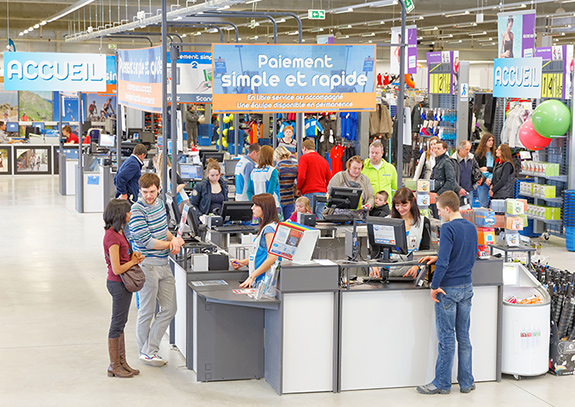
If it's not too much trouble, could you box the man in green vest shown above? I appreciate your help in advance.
[362,139,398,199]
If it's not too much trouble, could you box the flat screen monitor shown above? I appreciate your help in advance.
[6,122,19,133]
[81,121,92,136]
[179,163,202,180]
[221,201,253,223]
[328,187,362,209]
[139,131,155,144]
[32,122,45,133]
[201,151,225,167]
[127,128,142,140]
[366,216,408,261]
[25,126,41,139]
[224,159,239,177]
[99,133,116,148]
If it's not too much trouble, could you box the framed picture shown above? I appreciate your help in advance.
[0,146,12,175]
[13,146,52,175]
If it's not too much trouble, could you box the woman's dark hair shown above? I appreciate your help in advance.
[103,199,132,232]
[391,187,421,226]
[252,193,279,235]
[498,144,514,171]
[475,133,496,160]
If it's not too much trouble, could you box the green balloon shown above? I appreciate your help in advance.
[531,100,571,138]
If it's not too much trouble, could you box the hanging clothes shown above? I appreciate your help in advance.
[377,73,383,86]
[318,116,339,157]
[305,117,323,137]
[502,105,531,148]
[340,112,359,141]
[369,104,393,139]
[329,144,345,174]
[383,74,390,85]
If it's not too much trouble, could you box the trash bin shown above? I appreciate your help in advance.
[501,263,551,379]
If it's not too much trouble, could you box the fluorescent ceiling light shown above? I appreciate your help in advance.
[246,0,262,3]
[40,21,47,26]
[445,10,470,18]
[47,0,96,24]
[469,31,488,36]
[217,5,230,10]
[287,31,298,35]
[34,24,40,29]
[277,18,286,23]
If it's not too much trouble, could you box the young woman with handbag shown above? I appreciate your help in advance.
[103,199,145,378]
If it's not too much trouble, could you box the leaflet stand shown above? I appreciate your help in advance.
[268,222,320,264]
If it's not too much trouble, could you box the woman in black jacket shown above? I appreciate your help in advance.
[190,159,228,215]
[490,144,515,199]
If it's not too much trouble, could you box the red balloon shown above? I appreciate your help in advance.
[519,118,552,151]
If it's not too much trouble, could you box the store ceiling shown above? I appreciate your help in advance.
[1,0,574,61]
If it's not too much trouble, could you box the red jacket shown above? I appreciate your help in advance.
[297,151,332,195]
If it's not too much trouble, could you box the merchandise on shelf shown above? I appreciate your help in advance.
[474,209,496,227]
[477,244,490,259]
[526,204,561,220]
[491,199,506,213]
[416,192,430,207]
[520,182,556,199]
[505,216,525,231]
[505,231,521,246]
[416,179,430,192]
[477,227,495,245]
[521,161,560,177]
[506,199,527,215]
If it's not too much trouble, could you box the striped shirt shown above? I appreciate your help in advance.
[129,197,169,265]
[277,159,298,206]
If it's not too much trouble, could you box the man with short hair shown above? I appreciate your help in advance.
[451,140,482,206]
[129,173,184,366]
[432,141,459,196]
[361,139,398,199]
[114,144,148,203]
[297,139,332,218]
[235,142,261,201]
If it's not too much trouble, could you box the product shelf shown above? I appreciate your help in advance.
[519,172,568,183]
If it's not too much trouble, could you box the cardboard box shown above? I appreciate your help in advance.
[477,227,495,245]
[505,216,525,231]
[416,192,430,207]
[417,179,430,192]
[474,209,496,227]
[506,199,527,215]
[477,244,490,259]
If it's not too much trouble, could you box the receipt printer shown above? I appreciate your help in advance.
[297,212,316,227]
[206,215,223,229]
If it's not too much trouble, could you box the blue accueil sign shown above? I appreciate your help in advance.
[493,57,542,98]
[3,52,107,92]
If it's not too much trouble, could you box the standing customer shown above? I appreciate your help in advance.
[451,140,482,206]
[129,173,185,366]
[190,158,228,215]
[103,199,145,378]
[275,146,298,220]
[416,191,477,395]
[297,139,332,218]
[362,139,398,199]
[247,145,281,213]
[327,155,375,209]
[231,193,281,288]
[413,136,439,180]
[432,141,459,196]
[490,144,516,199]
[185,105,200,148]
[114,144,147,203]
[475,133,496,208]
[235,142,260,201]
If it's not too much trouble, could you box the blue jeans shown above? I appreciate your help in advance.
[432,283,474,391]
[282,203,295,221]
[477,183,490,208]
[304,192,326,220]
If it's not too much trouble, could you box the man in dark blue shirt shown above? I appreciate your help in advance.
[114,144,147,203]
[417,191,478,395]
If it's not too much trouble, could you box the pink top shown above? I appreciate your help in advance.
[289,211,313,222]
[103,229,131,282]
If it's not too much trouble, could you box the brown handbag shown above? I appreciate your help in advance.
[118,234,146,292]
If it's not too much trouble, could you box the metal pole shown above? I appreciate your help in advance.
[296,113,303,159]
[218,114,223,152]
[116,51,123,167]
[161,0,168,202]
[75,92,84,213]
[396,0,407,188]
[58,93,65,195]
[170,43,179,200]
[233,114,239,156]
[272,113,277,149]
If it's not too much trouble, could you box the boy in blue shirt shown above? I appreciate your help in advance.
[417,191,478,395]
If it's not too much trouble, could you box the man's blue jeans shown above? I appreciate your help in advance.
[281,203,295,221]
[304,192,326,220]
[477,183,490,208]
[432,283,474,391]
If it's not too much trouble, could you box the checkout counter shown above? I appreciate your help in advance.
[168,208,504,395]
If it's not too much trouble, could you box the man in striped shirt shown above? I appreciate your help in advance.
[129,173,184,367]
[275,146,299,220]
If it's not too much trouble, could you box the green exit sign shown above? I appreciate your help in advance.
[108,43,117,50]
[308,9,326,20]
[404,0,415,13]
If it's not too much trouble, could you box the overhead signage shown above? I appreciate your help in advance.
[390,25,417,75]
[404,0,415,14]
[426,51,458,95]
[167,51,213,104]
[308,9,326,20]
[493,57,542,98]
[534,45,573,100]
[497,10,536,59]
[117,46,163,113]
[3,52,107,92]
[211,44,377,113]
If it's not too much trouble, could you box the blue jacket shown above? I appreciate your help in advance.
[114,155,143,202]
[190,178,228,215]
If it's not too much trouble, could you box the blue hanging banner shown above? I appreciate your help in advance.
[493,57,542,98]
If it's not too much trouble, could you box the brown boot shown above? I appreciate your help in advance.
[119,333,140,375]
[108,337,133,378]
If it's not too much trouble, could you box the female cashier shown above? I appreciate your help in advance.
[231,193,280,288]
[370,187,431,278]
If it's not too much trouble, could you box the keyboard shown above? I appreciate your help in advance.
[321,214,354,223]
[214,225,258,233]
[387,276,416,283]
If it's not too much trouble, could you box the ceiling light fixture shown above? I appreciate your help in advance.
[217,5,230,10]
[245,0,262,3]
[47,0,96,24]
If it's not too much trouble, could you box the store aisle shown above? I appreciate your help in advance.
[1,176,574,407]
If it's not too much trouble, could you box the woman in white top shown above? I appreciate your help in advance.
[413,136,439,180]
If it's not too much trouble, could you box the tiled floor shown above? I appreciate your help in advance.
[2,175,575,406]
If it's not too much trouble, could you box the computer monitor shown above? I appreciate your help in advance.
[139,131,155,144]
[81,121,92,136]
[99,133,116,148]
[224,159,239,177]
[221,201,254,223]
[32,122,45,133]
[6,122,19,133]
[366,216,408,261]
[179,163,202,180]
[87,128,101,144]
[127,128,142,140]
[25,126,41,139]
[328,187,362,209]
[200,151,225,167]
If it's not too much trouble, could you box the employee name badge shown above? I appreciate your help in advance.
[408,234,418,252]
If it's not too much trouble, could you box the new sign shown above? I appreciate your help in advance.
[493,57,542,98]
[3,52,107,92]
[117,46,163,112]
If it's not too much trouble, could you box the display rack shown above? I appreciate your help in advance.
[144,111,162,135]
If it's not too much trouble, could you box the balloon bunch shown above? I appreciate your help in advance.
[519,100,571,151]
